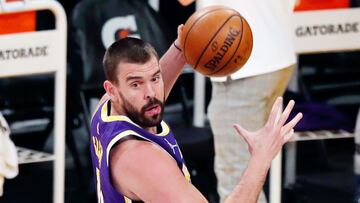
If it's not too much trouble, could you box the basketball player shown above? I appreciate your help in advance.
[179,0,298,202]
[89,30,302,202]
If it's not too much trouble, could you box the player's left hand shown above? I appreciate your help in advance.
[233,97,303,162]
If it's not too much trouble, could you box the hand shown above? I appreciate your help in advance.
[178,0,195,6]
[233,97,303,162]
[174,24,184,50]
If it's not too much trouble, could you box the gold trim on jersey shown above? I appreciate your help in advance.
[182,164,191,182]
[157,121,170,136]
[106,130,154,166]
[101,101,138,126]
[124,196,132,203]
[101,100,170,137]
[105,130,191,183]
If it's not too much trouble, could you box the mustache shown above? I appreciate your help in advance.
[141,97,163,111]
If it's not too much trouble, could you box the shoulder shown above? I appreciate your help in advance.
[110,139,177,173]
[109,139,205,202]
[110,139,178,199]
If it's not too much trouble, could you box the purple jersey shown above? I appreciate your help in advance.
[90,100,191,203]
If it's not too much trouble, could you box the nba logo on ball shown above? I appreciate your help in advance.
[180,6,253,77]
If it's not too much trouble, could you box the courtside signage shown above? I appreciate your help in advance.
[0,30,60,77]
[293,8,360,53]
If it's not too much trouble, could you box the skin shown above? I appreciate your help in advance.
[104,55,165,133]
[97,25,303,203]
[178,0,195,6]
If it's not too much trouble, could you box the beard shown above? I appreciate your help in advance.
[119,92,164,128]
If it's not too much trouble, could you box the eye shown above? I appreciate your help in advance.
[130,82,140,88]
[152,75,160,83]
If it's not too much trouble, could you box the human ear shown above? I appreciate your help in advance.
[103,80,119,102]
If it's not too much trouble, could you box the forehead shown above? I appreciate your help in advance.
[118,56,160,80]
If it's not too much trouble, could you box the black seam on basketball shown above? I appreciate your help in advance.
[184,8,226,63]
[183,8,235,67]
[209,15,244,76]
[194,14,240,70]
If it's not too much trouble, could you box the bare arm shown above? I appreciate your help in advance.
[225,157,270,203]
[225,97,303,203]
[160,25,187,100]
[109,98,302,203]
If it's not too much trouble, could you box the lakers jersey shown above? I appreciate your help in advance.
[90,100,191,203]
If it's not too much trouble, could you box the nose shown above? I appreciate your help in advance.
[144,83,156,100]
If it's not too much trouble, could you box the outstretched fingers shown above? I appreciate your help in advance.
[283,129,295,143]
[278,100,295,127]
[281,112,303,135]
[267,97,283,127]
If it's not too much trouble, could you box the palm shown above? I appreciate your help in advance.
[234,97,303,160]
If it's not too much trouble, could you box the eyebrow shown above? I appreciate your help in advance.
[126,75,142,82]
[153,70,161,77]
[126,69,161,82]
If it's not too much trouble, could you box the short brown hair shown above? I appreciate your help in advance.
[103,37,159,83]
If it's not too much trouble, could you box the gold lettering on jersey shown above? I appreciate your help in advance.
[93,136,103,167]
[96,168,104,203]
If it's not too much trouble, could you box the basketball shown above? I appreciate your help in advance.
[179,6,253,77]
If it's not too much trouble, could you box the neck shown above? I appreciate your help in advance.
[146,126,157,134]
[110,100,122,116]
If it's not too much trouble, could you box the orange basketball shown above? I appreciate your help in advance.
[179,6,253,77]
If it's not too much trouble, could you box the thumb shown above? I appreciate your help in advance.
[177,24,184,32]
[233,124,251,145]
[177,24,184,39]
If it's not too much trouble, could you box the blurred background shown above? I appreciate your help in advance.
[0,0,360,202]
